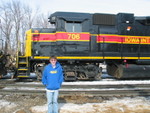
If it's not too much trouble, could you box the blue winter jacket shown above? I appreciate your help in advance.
[42,62,64,90]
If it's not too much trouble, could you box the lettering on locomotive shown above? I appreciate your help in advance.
[125,37,150,44]
[68,33,81,40]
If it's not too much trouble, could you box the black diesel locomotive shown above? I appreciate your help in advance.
[16,12,150,80]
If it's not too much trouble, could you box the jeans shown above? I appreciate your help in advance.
[46,90,59,113]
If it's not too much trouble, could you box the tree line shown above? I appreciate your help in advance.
[0,0,50,55]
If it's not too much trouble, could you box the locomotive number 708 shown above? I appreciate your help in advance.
[68,33,81,40]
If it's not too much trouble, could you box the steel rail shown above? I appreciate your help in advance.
[0,82,150,89]
[0,88,150,96]
[0,79,150,96]
[0,83,150,96]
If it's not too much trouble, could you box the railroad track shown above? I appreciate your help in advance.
[0,79,150,97]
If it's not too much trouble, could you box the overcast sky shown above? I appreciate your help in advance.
[1,0,150,16]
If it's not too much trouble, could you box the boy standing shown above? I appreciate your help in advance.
[42,56,63,113]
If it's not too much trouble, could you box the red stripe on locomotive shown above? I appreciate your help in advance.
[32,32,90,41]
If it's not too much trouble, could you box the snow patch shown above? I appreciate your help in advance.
[3,87,44,90]
[15,79,150,86]
[0,100,16,108]
[62,80,150,85]
[0,100,17,112]
[30,104,47,113]
[30,97,150,113]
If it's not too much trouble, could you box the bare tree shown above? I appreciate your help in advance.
[0,3,13,53]
[2,0,39,54]
[21,6,40,54]
[34,13,50,28]
[24,6,40,29]
[0,0,49,55]
[7,0,26,53]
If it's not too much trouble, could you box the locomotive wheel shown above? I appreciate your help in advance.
[35,68,43,80]
[0,74,2,79]
[107,64,123,78]
[115,65,123,78]
[35,65,44,80]
[36,71,42,80]
[64,71,77,81]
[94,67,102,81]
[94,73,101,81]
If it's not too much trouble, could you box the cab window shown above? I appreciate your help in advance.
[65,22,82,32]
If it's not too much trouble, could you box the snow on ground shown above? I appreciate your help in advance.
[3,87,44,90]
[1,79,150,113]
[30,97,150,113]
[4,79,150,91]
[0,94,150,113]
[62,80,150,85]
[0,100,16,108]
[16,79,150,85]
[0,100,17,113]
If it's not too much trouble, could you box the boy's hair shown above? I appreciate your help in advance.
[49,55,57,60]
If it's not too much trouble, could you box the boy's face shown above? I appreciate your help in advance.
[50,58,57,66]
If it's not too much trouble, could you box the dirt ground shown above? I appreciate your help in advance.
[0,94,150,113]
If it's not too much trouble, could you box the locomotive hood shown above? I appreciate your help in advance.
[42,62,64,90]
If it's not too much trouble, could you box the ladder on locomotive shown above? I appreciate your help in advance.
[17,56,29,77]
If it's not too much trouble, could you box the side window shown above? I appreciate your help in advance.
[65,22,82,32]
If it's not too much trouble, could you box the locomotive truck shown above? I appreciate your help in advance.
[16,11,150,81]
